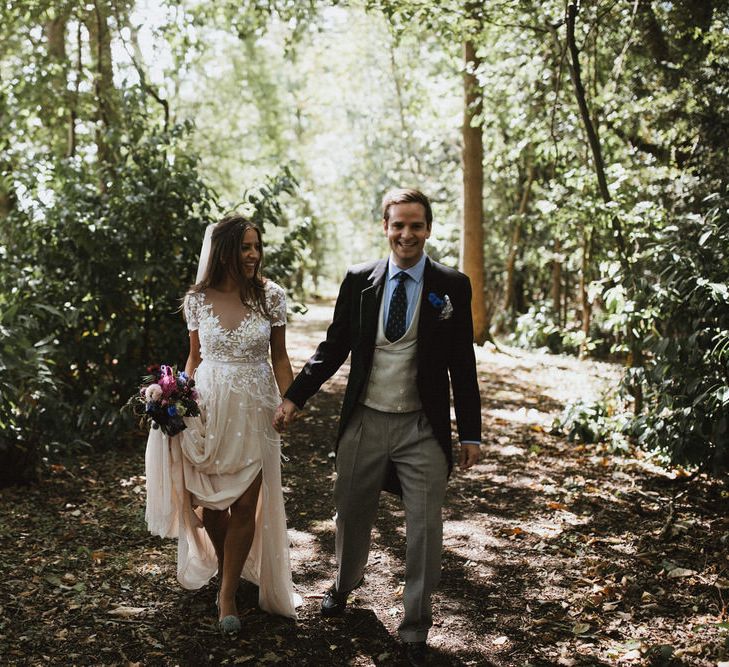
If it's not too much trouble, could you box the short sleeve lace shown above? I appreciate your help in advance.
[266,281,287,328]
[183,292,202,331]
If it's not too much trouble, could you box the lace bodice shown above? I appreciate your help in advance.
[183,281,286,364]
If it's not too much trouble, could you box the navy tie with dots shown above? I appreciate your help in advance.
[385,271,408,342]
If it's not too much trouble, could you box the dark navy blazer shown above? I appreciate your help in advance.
[285,257,481,493]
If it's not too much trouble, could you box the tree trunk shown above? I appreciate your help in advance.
[565,2,642,411]
[86,1,117,170]
[44,10,71,157]
[503,164,534,318]
[45,14,66,56]
[565,2,629,264]
[579,229,592,358]
[0,187,14,218]
[68,21,82,157]
[503,221,521,317]
[128,22,170,131]
[551,238,562,326]
[389,38,421,177]
[461,39,489,345]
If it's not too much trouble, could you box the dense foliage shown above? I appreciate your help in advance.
[0,114,217,480]
[1,0,727,480]
[632,200,729,472]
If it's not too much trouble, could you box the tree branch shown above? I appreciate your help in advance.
[113,4,170,132]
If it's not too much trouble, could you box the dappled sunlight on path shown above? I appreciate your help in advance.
[283,299,728,665]
[0,299,726,666]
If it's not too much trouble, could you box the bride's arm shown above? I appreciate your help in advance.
[184,330,202,379]
[270,325,294,396]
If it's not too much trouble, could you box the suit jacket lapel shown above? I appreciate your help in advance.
[360,259,387,347]
[417,258,439,362]
[419,258,438,330]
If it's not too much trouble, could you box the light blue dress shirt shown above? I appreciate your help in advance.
[383,253,427,331]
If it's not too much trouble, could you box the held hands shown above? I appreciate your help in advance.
[459,443,481,470]
[273,398,298,433]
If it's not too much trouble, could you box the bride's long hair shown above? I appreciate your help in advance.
[188,214,268,316]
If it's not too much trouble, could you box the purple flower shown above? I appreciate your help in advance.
[159,374,177,397]
[167,405,177,416]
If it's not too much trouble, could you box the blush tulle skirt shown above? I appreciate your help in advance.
[144,361,300,618]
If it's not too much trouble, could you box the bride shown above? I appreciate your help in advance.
[144,214,300,633]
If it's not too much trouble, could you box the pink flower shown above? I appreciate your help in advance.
[158,367,178,397]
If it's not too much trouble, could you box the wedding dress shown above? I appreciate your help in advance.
[144,279,299,618]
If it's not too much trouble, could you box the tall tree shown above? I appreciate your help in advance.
[43,7,72,157]
[86,1,119,170]
[503,163,534,318]
[562,1,643,395]
[461,36,489,344]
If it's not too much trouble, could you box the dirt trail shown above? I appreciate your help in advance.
[0,300,726,666]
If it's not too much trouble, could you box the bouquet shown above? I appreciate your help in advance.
[129,364,200,437]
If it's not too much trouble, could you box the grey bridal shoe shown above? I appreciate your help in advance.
[216,592,241,635]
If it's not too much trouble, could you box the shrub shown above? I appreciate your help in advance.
[0,295,63,485]
[630,197,729,472]
[511,305,595,356]
[0,116,218,480]
[0,108,309,485]
[553,395,630,453]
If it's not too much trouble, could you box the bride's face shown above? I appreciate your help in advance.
[240,227,262,279]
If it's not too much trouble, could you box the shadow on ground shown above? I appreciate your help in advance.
[0,300,727,666]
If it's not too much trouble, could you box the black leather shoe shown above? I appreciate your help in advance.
[404,641,427,667]
[320,577,363,617]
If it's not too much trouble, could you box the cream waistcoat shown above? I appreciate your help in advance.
[361,283,423,413]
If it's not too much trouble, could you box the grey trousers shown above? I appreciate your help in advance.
[334,404,448,642]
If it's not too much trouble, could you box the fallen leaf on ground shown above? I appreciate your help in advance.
[619,648,641,661]
[547,501,567,510]
[667,567,697,578]
[108,606,147,618]
[572,622,590,635]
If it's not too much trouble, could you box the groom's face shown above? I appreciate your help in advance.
[383,202,431,269]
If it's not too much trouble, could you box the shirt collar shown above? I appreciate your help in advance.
[388,252,427,284]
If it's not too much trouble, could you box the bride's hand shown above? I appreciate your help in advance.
[272,405,285,433]
[272,399,297,433]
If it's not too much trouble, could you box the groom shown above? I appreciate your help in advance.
[275,188,481,666]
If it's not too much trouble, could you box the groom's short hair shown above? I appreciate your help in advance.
[381,188,433,228]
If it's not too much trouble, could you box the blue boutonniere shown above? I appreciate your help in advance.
[428,292,453,320]
[428,292,444,309]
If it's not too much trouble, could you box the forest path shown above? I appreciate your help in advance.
[0,301,726,666]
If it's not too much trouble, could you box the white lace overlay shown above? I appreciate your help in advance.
[145,279,300,618]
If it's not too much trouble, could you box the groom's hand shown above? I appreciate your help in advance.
[459,443,481,470]
[273,398,298,433]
